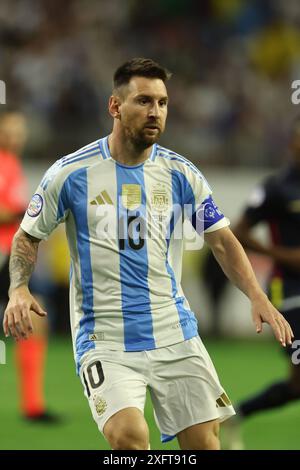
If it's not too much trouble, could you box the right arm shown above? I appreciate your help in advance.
[3,158,70,340]
[3,228,47,340]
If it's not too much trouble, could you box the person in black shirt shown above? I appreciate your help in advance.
[225,118,300,448]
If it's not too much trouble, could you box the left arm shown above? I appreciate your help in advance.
[204,226,293,346]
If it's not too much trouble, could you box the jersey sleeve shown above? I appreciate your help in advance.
[183,165,230,235]
[20,162,69,240]
[243,178,280,226]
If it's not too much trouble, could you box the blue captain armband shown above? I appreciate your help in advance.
[192,195,225,234]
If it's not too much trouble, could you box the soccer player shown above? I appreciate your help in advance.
[0,110,52,421]
[2,59,293,450]
[224,118,300,449]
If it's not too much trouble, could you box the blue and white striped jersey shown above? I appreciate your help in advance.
[21,137,229,373]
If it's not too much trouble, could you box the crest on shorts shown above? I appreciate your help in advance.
[93,395,107,416]
[122,184,141,210]
[151,184,169,213]
[216,392,232,407]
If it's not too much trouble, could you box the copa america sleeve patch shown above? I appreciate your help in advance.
[26,193,44,217]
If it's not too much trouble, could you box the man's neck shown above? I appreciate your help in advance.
[108,132,153,166]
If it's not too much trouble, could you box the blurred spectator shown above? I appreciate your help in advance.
[225,116,300,449]
[0,109,56,422]
[1,0,300,168]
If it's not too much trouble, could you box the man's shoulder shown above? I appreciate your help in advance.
[40,139,104,190]
[155,144,206,181]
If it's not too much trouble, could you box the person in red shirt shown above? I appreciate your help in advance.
[0,109,54,421]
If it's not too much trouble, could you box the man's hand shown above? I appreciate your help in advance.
[3,285,47,340]
[252,294,294,347]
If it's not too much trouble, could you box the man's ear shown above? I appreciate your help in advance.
[108,95,121,119]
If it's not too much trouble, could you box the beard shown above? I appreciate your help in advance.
[124,124,162,151]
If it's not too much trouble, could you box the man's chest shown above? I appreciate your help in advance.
[69,168,180,249]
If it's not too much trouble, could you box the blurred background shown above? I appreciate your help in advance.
[1,0,300,450]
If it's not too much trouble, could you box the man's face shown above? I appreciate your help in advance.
[115,76,168,149]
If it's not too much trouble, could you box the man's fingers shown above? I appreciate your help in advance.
[19,302,34,334]
[253,304,294,347]
[20,306,34,335]
[7,313,19,340]
[13,310,28,339]
[275,315,293,347]
[3,315,9,337]
[283,318,293,346]
[270,318,285,346]
[253,314,262,333]
[288,323,294,341]
[4,304,34,340]
[2,294,45,340]
[31,301,47,317]
[275,317,287,347]
[279,314,294,344]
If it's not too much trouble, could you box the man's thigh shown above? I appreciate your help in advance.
[148,336,235,443]
[103,407,149,449]
[177,419,220,450]
[79,350,148,435]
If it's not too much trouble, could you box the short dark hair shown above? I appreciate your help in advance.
[113,58,171,90]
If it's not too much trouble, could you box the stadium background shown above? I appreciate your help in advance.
[1,0,300,449]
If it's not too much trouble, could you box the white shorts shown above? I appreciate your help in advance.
[79,336,235,442]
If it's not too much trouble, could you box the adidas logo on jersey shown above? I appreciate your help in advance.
[90,190,113,205]
[216,392,232,407]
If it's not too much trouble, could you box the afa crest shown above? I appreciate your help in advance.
[151,184,169,213]
[93,395,107,416]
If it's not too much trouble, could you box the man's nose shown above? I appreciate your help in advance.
[148,102,159,117]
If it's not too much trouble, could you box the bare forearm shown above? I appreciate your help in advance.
[9,228,40,295]
[205,227,293,346]
[209,230,265,301]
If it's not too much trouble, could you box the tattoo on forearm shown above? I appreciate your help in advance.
[9,231,40,293]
